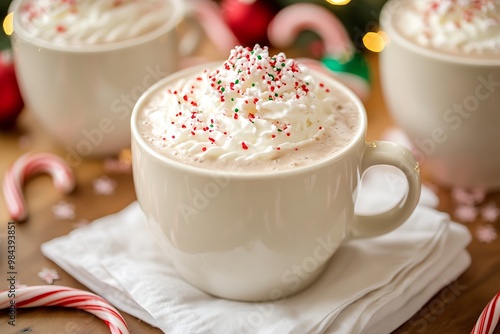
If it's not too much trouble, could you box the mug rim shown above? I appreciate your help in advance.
[131,61,368,180]
[380,0,500,67]
[10,0,185,53]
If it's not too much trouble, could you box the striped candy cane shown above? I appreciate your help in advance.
[0,285,129,334]
[471,292,500,334]
[267,3,370,101]
[3,152,75,222]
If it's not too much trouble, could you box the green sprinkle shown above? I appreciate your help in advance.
[275,93,278,97]
[217,80,222,84]
[231,98,234,101]
[210,124,213,128]
[235,79,239,84]
[234,108,239,112]
[268,74,275,80]
[277,129,282,132]
[269,97,273,100]
[221,87,225,92]
[252,83,256,87]
[281,62,285,67]
[257,55,262,60]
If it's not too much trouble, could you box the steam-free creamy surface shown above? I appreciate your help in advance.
[17,0,171,45]
[138,45,359,172]
[395,0,500,57]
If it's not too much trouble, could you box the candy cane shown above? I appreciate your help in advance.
[471,292,500,334]
[267,3,353,58]
[0,285,129,334]
[3,152,76,222]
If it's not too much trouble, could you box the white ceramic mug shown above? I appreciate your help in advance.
[379,0,500,190]
[9,0,195,165]
[131,65,421,302]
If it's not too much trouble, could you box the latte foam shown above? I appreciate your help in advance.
[395,0,500,57]
[138,46,360,172]
[17,0,171,45]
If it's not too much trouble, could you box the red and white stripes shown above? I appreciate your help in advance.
[0,285,129,334]
[472,292,500,334]
[3,152,75,222]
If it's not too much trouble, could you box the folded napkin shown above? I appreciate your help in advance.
[42,167,471,334]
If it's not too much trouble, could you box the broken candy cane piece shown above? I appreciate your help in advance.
[0,285,129,334]
[2,152,76,222]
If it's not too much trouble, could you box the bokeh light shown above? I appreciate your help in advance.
[3,12,14,36]
[326,0,352,5]
[363,31,387,53]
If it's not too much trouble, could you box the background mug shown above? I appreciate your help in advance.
[10,0,198,165]
[379,0,500,190]
[131,65,421,302]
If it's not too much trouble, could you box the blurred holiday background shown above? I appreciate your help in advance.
[0,0,389,130]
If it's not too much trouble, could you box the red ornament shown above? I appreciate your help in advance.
[0,50,24,130]
[220,0,279,47]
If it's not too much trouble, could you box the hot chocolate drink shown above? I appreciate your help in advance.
[392,0,500,58]
[131,45,422,302]
[137,45,360,172]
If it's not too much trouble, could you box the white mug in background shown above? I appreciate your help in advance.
[379,0,500,190]
[131,65,421,302]
[9,0,198,165]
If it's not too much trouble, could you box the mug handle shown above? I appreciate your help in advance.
[350,141,421,239]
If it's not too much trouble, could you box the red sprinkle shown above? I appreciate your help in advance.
[241,142,248,150]
[202,147,207,152]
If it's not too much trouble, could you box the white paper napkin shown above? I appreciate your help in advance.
[41,168,471,334]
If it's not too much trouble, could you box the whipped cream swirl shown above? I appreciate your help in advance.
[142,45,339,163]
[17,0,170,45]
[399,0,500,55]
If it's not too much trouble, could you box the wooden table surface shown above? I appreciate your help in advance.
[0,52,499,334]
